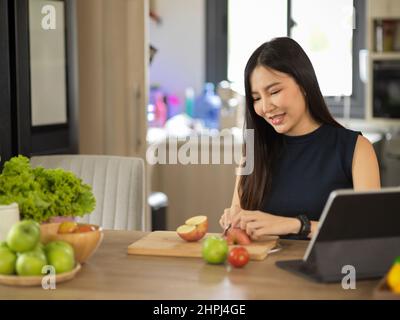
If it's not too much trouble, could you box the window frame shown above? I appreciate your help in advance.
[205,0,228,85]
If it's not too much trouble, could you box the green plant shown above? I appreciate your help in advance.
[0,155,96,223]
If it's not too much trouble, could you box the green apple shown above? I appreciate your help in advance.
[45,240,74,258]
[0,241,8,249]
[16,251,47,276]
[0,247,17,275]
[45,241,75,274]
[7,220,40,253]
[202,236,228,264]
[32,243,47,261]
[33,242,44,252]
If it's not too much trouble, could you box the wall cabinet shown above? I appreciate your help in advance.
[76,0,151,228]
[368,0,400,19]
[77,0,148,158]
[366,0,400,123]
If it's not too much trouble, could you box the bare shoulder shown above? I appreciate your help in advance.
[353,134,377,166]
[354,135,375,157]
[352,135,381,189]
[356,134,373,147]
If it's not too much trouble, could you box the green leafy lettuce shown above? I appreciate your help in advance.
[0,155,96,222]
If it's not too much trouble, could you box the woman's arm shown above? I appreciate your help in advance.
[352,135,381,190]
[232,210,317,239]
[221,175,317,238]
[219,175,241,228]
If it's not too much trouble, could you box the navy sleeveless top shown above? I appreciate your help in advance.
[260,123,362,221]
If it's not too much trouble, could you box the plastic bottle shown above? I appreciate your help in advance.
[154,92,167,127]
[184,87,195,118]
[167,94,181,119]
[147,86,157,127]
[147,103,156,127]
[194,83,221,129]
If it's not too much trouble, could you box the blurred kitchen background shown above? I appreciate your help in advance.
[1,0,400,232]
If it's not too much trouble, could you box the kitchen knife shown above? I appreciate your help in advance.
[222,223,232,237]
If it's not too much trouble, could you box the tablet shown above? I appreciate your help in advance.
[276,187,400,282]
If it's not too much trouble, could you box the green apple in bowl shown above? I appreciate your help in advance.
[45,240,74,258]
[16,251,48,276]
[32,243,47,260]
[0,247,17,275]
[202,236,229,264]
[7,220,40,253]
[45,241,75,274]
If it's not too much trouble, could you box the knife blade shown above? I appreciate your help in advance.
[222,223,232,237]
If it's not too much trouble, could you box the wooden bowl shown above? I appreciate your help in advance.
[0,263,81,287]
[40,223,104,264]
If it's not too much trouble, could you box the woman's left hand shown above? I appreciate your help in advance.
[232,210,301,240]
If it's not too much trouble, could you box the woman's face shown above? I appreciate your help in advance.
[250,65,318,136]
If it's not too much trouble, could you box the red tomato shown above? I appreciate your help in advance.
[228,247,249,268]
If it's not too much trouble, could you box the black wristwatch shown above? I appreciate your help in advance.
[296,214,311,238]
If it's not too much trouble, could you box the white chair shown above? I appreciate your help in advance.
[30,155,145,231]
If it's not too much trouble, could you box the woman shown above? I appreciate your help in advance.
[219,37,381,240]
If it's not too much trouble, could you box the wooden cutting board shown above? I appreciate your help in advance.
[127,231,278,261]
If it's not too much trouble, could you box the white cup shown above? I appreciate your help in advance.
[0,203,20,242]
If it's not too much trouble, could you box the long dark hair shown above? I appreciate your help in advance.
[239,37,342,210]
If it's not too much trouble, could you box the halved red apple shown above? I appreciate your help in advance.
[225,228,251,245]
[176,215,208,242]
[185,215,208,233]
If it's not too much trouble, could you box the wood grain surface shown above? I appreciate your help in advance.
[127,231,278,260]
[0,230,381,299]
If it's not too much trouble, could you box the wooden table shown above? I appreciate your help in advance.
[0,230,380,299]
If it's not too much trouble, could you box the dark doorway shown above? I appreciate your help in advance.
[0,0,78,169]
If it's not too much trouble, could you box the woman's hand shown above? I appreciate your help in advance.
[233,210,301,240]
[219,205,241,229]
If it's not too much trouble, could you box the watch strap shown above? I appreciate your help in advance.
[296,214,311,237]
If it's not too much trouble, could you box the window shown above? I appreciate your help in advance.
[291,0,354,97]
[228,0,287,94]
[207,0,366,118]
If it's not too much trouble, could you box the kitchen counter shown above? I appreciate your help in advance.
[0,230,380,300]
[147,123,387,146]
